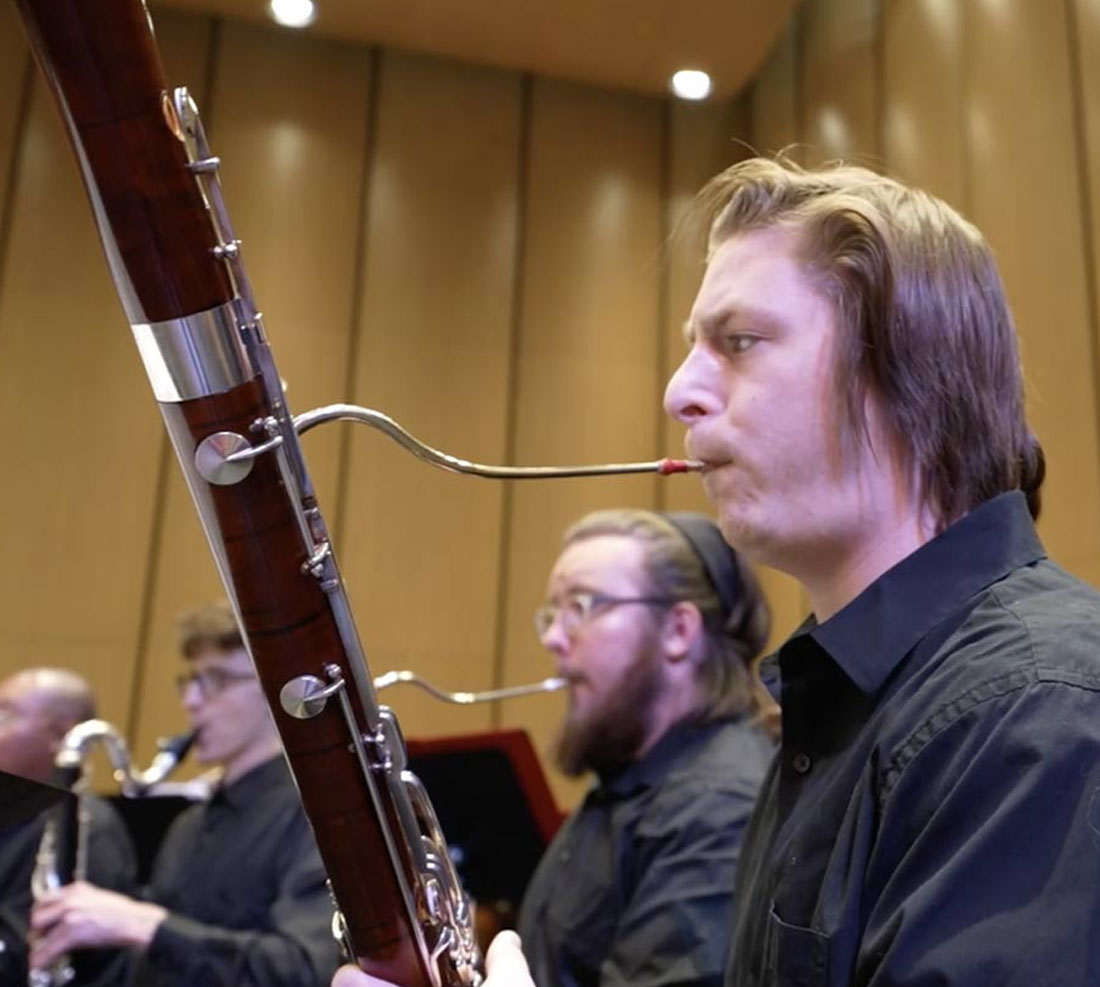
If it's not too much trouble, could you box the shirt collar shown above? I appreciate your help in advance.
[596,716,733,799]
[215,754,287,809]
[788,491,1045,695]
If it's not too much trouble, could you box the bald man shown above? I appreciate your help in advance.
[0,668,137,987]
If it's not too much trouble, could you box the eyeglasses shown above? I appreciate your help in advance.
[534,591,677,638]
[175,668,256,700]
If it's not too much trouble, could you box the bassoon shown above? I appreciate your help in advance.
[11,2,700,985]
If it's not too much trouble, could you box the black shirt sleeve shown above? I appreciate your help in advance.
[138,758,341,987]
[143,827,337,987]
[600,778,759,987]
[858,676,1100,985]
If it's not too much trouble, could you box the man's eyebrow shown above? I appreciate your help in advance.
[196,661,244,673]
[691,303,786,340]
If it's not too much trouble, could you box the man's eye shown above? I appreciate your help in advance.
[726,333,758,353]
[565,595,592,618]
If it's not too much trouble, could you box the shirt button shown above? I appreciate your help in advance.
[791,752,812,774]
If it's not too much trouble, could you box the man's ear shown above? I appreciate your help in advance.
[660,601,704,664]
[45,717,70,756]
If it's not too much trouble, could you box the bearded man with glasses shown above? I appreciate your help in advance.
[519,508,777,987]
[29,600,341,987]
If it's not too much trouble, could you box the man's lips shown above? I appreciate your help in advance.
[559,674,588,698]
[692,456,733,473]
[683,440,730,470]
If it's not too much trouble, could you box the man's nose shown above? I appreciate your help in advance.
[539,615,571,656]
[179,678,205,712]
[664,345,720,424]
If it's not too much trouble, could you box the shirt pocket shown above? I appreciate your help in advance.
[765,906,831,987]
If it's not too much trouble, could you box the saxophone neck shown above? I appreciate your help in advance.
[136,730,197,791]
[52,720,193,796]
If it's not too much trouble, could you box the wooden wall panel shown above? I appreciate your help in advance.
[0,5,30,244]
[497,78,665,806]
[1078,0,1100,267]
[801,0,878,163]
[133,17,374,761]
[751,16,801,158]
[881,0,965,206]
[1074,0,1100,556]
[966,0,1100,585]
[0,69,162,725]
[340,51,521,739]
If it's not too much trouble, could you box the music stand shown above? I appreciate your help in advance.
[0,769,70,829]
[406,729,562,928]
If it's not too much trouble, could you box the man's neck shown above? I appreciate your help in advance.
[633,690,704,762]
[221,739,281,787]
[802,506,939,622]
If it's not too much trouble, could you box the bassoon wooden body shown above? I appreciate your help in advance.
[12,2,479,985]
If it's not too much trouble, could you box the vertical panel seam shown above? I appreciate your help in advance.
[125,440,175,742]
[488,72,533,727]
[199,17,223,131]
[654,96,673,511]
[0,52,35,312]
[793,3,807,152]
[1063,0,1100,493]
[872,0,885,166]
[959,0,973,215]
[745,70,758,152]
[331,44,382,553]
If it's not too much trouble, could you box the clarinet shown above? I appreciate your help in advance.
[12,2,479,985]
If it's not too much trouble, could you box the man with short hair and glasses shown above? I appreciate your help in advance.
[518,508,777,987]
[29,600,341,987]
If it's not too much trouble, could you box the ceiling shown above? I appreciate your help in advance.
[155,0,800,100]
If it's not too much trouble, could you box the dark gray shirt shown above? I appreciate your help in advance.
[726,491,1100,986]
[136,755,340,987]
[520,716,775,987]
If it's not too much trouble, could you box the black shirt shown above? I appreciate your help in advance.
[520,716,775,987]
[135,755,340,987]
[726,491,1100,986]
[0,794,137,986]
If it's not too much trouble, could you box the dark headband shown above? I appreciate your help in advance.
[661,511,743,619]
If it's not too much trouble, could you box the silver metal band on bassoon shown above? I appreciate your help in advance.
[131,301,258,402]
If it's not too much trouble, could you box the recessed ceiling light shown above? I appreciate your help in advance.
[670,69,712,101]
[268,0,316,28]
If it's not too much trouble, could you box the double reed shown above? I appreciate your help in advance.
[12,2,698,986]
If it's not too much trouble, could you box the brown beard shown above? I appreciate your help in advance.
[550,640,664,778]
